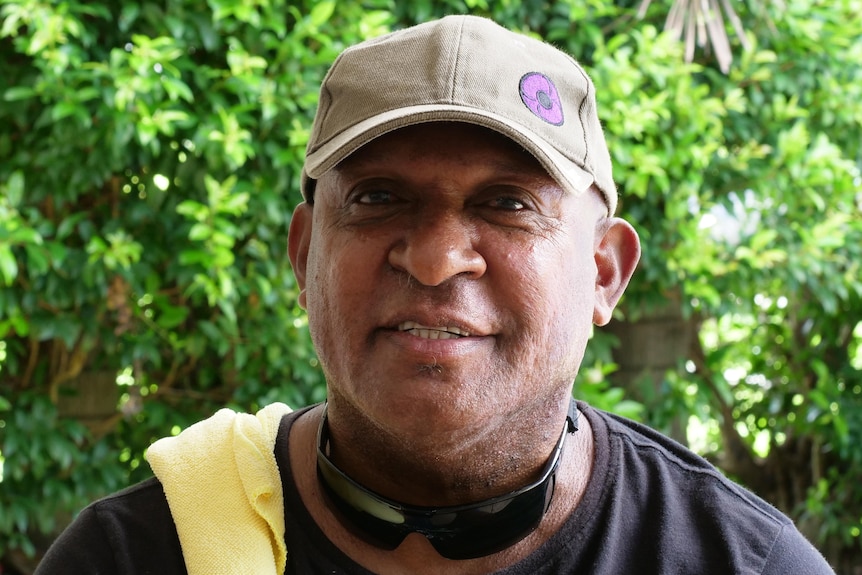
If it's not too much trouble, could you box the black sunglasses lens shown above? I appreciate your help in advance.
[324,489,409,550]
[428,477,553,559]
[327,480,549,559]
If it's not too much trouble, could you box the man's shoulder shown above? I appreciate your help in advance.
[576,403,834,574]
[36,477,186,575]
[91,475,166,506]
[82,477,173,529]
[590,404,788,520]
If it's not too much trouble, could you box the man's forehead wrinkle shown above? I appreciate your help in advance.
[484,153,550,180]
[335,144,393,174]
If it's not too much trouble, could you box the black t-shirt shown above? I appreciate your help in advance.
[35,403,834,574]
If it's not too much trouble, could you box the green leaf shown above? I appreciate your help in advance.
[188,222,211,241]
[309,1,336,27]
[0,244,18,285]
[7,226,41,245]
[118,3,140,32]
[24,244,50,275]
[0,7,24,38]
[56,212,87,240]
[221,192,249,215]
[176,200,208,220]
[5,170,24,207]
[44,241,68,265]
[52,101,82,122]
[156,304,190,329]
[3,86,35,101]
[160,76,194,103]
[9,313,29,337]
[178,249,210,266]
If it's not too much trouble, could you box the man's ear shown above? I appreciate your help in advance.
[288,202,313,310]
[593,217,641,326]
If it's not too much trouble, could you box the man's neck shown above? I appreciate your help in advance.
[287,404,595,574]
[322,398,574,506]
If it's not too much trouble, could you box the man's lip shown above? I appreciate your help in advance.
[397,321,473,339]
[383,317,491,339]
[376,317,494,359]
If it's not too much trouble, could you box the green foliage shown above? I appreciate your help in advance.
[0,392,126,557]
[1,0,861,571]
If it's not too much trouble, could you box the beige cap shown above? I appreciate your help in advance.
[302,15,617,215]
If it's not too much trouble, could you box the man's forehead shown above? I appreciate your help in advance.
[331,122,547,176]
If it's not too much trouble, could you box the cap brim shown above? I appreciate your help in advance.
[304,104,595,201]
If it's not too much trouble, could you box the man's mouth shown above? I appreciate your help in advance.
[398,321,471,340]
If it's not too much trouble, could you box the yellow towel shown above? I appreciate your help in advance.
[147,402,293,575]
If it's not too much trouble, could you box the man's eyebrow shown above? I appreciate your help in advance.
[335,148,391,173]
[486,156,546,177]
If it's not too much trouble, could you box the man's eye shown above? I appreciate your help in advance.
[356,190,393,205]
[490,196,527,211]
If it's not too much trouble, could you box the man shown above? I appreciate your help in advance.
[37,15,833,574]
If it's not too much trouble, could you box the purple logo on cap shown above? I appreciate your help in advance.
[519,72,564,126]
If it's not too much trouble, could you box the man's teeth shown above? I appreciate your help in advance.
[398,321,470,340]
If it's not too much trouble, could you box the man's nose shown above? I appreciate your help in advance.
[387,213,487,286]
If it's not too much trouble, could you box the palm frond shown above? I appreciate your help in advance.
[638,0,778,73]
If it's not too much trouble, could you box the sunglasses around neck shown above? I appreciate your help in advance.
[316,401,579,560]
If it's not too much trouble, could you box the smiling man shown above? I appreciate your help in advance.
[37,14,834,575]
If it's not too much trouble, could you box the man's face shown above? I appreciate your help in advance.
[290,123,630,441]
